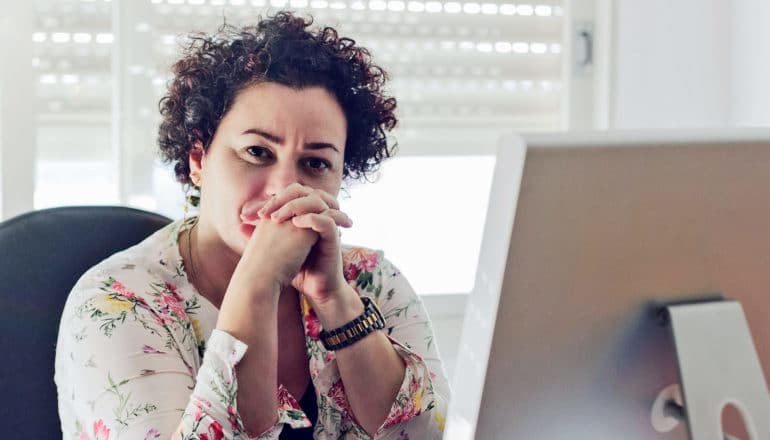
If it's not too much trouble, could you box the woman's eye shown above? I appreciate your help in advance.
[245,146,272,160]
[304,158,331,172]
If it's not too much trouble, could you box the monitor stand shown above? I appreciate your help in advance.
[660,300,770,440]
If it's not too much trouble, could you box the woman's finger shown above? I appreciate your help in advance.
[284,207,352,228]
[259,183,339,218]
[291,212,339,240]
[270,196,330,223]
[322,209,354,228]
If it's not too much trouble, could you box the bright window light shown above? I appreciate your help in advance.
[40,74,58,84]
[73,33,92,43]
[463,2,480,13]
[516,4,534,15]
[459,41,474,50]
[340,156,496,295]
[168,0,184,4]
[534,4,552,16]
[407,1,424,11]
[387,0,405,11]
[32,32,46,43]
[444,2,461,13]
[476,42,493,52]
[530,42,547,53]
[52,32,71,43]
[290,0,309,6]
[61,74,79,84]
[34,160,118,209]
[480,3,497,14]
[330,1,347,8]
[499,3,515,14]
[95,33,114,44]
[512,42,529,53]
[369,0,386,10]
[494,41,512,53]
[550,43,562,53]
[351,0,366,9]
[425,1,442,12]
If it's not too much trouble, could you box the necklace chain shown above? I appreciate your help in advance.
[186,218,202,290]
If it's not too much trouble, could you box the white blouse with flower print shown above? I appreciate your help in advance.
[54,217,450,440]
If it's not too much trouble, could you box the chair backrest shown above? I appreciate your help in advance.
[0,206,172,438]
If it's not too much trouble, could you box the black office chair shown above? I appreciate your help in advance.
[0,206,172,438]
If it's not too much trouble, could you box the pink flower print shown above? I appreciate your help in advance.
[79,431,89,440]
[153,313,175,327]
[227,406,240,432]
[361,252,379,271]
[327,380,350,411]
[304,309,322,340]
[144,428,160,439]
[142,345,165,354]
[165,282,185,302]
[382,400,418,429]
[93,419,110,440]
[277,385,298,409]
[192,397,212,422]
[409,375,422,395]
[159,290,189,320]
[207,421,224,440]
[344,264,360,283]
[111,280,136,300]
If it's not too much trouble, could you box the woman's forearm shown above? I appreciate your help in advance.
[216,277,281,437]
[315,289,406,437]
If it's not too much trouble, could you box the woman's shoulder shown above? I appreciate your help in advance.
[66,219,185,306]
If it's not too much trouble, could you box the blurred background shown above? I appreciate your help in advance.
[0,0,768,376]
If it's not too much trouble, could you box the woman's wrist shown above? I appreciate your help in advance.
[312,286,366,329]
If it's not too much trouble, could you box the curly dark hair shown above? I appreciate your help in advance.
[158,11,398,188]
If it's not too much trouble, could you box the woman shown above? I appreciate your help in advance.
[54,11,449,440]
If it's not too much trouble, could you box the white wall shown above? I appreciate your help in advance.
[730,0,770,127]
[0,2,35,220]
[610,0,733,129]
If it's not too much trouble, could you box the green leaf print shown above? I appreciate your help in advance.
[105,373,158,430]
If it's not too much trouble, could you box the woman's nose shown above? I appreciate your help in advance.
[264,164,300,197]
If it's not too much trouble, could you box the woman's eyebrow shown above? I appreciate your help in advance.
[241,128,340,152]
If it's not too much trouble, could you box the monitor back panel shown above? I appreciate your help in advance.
[475,136,770,439]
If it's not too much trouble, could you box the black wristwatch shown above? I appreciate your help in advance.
[320,296,385,351]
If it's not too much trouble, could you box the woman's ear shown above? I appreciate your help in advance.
[188,142,205,183]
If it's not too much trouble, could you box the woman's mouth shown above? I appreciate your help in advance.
[240,222,256,238]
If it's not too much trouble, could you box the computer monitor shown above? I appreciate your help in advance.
[445,130,770,440]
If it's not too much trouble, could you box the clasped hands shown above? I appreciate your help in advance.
[236,183,356,311]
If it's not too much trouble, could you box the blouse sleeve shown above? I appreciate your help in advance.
[370,256,451,439]
[55,273,277,440]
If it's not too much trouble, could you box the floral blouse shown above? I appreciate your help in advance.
[54,217,450,440]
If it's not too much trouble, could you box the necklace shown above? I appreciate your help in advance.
[186,218,202,290]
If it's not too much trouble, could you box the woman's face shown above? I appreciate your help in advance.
[190,81,348,255]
